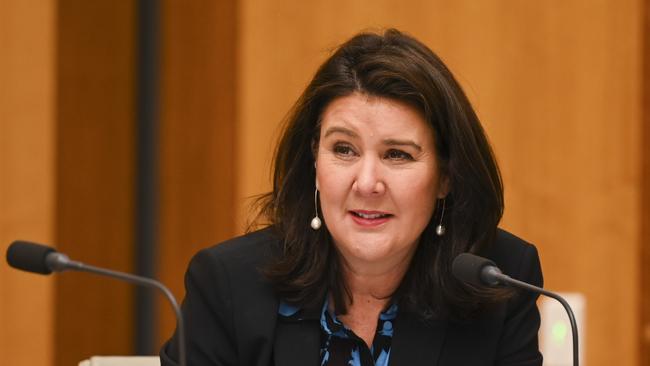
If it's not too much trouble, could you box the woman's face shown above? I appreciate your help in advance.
[316,93,446,272]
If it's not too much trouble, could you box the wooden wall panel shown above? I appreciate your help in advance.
[641,0,650,363]
[488,3,641,364]
[0,1,56,365]
[236,1,643,365]
[55,1,136,365]
[157,0,238,346]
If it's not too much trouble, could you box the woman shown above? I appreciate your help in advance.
[161,29,543,366]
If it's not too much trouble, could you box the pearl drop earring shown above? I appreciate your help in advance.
[311,185,322,230]
[435,198,446,236]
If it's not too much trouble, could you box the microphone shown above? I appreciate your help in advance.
[452,253,579,366]
[6,241,187,366]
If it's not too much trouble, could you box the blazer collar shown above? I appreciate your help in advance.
[273,300,322,366]
[389,311,448,366]
[273,305,448,366]
[273,316,320,366]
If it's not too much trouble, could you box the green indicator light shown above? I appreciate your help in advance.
[552,322,568,343]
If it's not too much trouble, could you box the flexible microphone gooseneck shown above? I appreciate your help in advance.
[452,253,579,366]
[6,240,187,366]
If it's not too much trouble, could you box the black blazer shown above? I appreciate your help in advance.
[161,228,543,366]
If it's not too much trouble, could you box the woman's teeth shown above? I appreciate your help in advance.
[353,212,389,219]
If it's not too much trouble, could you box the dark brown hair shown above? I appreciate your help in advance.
[252,29,507,319]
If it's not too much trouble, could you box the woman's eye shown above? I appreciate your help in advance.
[333,144,356,157]
[385,149,414,161]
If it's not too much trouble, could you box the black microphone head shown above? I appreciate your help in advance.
[6,241,56,275]
[452,253,498,286]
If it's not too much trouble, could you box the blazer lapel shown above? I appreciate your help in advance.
[273,317,320,366]
[389,312,447,366]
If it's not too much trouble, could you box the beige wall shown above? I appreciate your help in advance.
[236,1,643,365]
[0,0,56,365]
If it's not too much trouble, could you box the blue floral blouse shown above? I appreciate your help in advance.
[278,299,398,366]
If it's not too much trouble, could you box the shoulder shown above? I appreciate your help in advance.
[484,228,543,287]
[443,229,544,364]
[190,226,282,274]
[188,227,282,341]
[184,226,282,312]
[490,228,537,261]
[197,226,282,258]
[161,227,282,365]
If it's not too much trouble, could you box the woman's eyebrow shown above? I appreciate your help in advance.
[323,126,358,139]
[383,138,422,152]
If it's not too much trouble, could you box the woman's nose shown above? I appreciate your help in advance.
[352,157,386,196]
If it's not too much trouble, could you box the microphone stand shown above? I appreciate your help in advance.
[47,253,187,366]
[484,267,579,366]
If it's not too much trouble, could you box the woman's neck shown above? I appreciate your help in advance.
[336,256,411,347]
[340,250,413,305]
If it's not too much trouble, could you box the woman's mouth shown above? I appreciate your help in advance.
[349,210,392,227]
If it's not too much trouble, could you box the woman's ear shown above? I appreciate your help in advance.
[311,135,320,156]
[312,138,320,174]
[437,175,450,198]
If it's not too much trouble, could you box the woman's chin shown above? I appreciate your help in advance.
[336,238,414,271]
